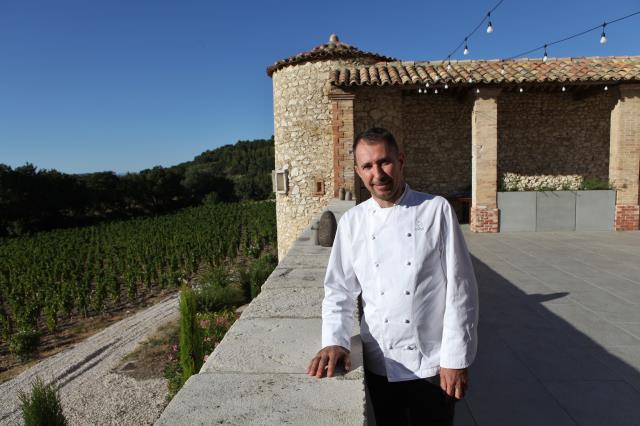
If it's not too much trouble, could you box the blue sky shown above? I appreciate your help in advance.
[1,0,638,174]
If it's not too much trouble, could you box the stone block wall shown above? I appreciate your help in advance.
[498,91,614,180]
[353,87,473,196]
[272,59,378,259]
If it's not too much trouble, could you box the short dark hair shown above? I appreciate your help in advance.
[352,127,400,157]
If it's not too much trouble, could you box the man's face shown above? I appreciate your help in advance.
[354,140,405,205]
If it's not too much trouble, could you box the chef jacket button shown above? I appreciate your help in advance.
[404,319,410,324]
[407,232,412,237]
[384,319,389,323]
[372,234,376,240]
[389,344,393,349]
[375,262,379,268]
[380,291,385,296]
[405,290,410,295]
[406,261,411,266]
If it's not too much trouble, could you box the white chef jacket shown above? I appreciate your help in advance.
[321,184,479,382]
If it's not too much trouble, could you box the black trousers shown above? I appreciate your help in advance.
[365,369,456,426]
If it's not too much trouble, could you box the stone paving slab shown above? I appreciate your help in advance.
[240,287,324,319]
[202,318,362,374]
[278,253,331,269]
[155,372,366,426]
[544,380,640,426]
[261,266,326,289]
[464,228,640,425]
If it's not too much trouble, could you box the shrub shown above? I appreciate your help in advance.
[247,253,277,300]
[580,177,612,190]
[163,349,183,401]
[9,327,41,361]
[18,376,68,426]
[194,282,245,313]
[178,286,204,386]
[198,309,237,354]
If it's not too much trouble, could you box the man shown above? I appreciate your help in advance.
[306,127,479,425]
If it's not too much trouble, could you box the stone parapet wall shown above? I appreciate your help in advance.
[155,200,367,425]
[273,59,378,260]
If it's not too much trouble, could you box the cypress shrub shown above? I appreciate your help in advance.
[18,376,67,426]
[179,285,204,385]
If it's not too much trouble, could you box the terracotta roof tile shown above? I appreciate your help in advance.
[266,34,396,77]
[330,57,640,87]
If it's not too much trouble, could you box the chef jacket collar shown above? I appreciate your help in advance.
[367,183,411,213]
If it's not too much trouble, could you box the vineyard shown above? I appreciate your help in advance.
[0,200,277,356]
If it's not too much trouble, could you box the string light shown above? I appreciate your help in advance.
[434,89,439,94]
[562,86,566,92]
[444,83,449,89]
[442,0,504,62]
[519,87,524,93]
[503,11,640,61]
[418,88,422,93]
[604,85,608,91]
[476,88,481,94]
[543,45,548,62]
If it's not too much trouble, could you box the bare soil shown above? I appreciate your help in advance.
[0,287,177,384]
[115,320,179,381]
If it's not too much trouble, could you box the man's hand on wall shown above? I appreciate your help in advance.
[439,367,469,400]
[307,345,351,378]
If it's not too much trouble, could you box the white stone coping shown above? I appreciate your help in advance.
[155,199,364,426]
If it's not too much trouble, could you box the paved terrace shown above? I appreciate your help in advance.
[157,200,640,426]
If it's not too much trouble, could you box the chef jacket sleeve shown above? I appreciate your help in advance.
[321,215,361,351]
[438,200,479,369]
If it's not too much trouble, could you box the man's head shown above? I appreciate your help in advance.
[353,127,405,206]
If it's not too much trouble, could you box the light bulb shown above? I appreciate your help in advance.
[501,67,505,75]
[543,45,548,62]
[562,86,566,92]
[604,85,608,91]
[418,88,422,93]
[464,45,469,55]
[476,88,480,94]
[600,23,607,44]
[444,83,449,89]
[426,83,429,88]
[434,89,438,94]
[487,21,493,34]
[600,32,607,44]
[519,87,524,93]
[447,63,452,71]
[468,78,473,83]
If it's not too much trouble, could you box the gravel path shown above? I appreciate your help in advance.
[0,293,179,425]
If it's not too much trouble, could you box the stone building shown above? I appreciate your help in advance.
[268,34,640,259]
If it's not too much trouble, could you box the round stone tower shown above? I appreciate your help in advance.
[267,34,394,259]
